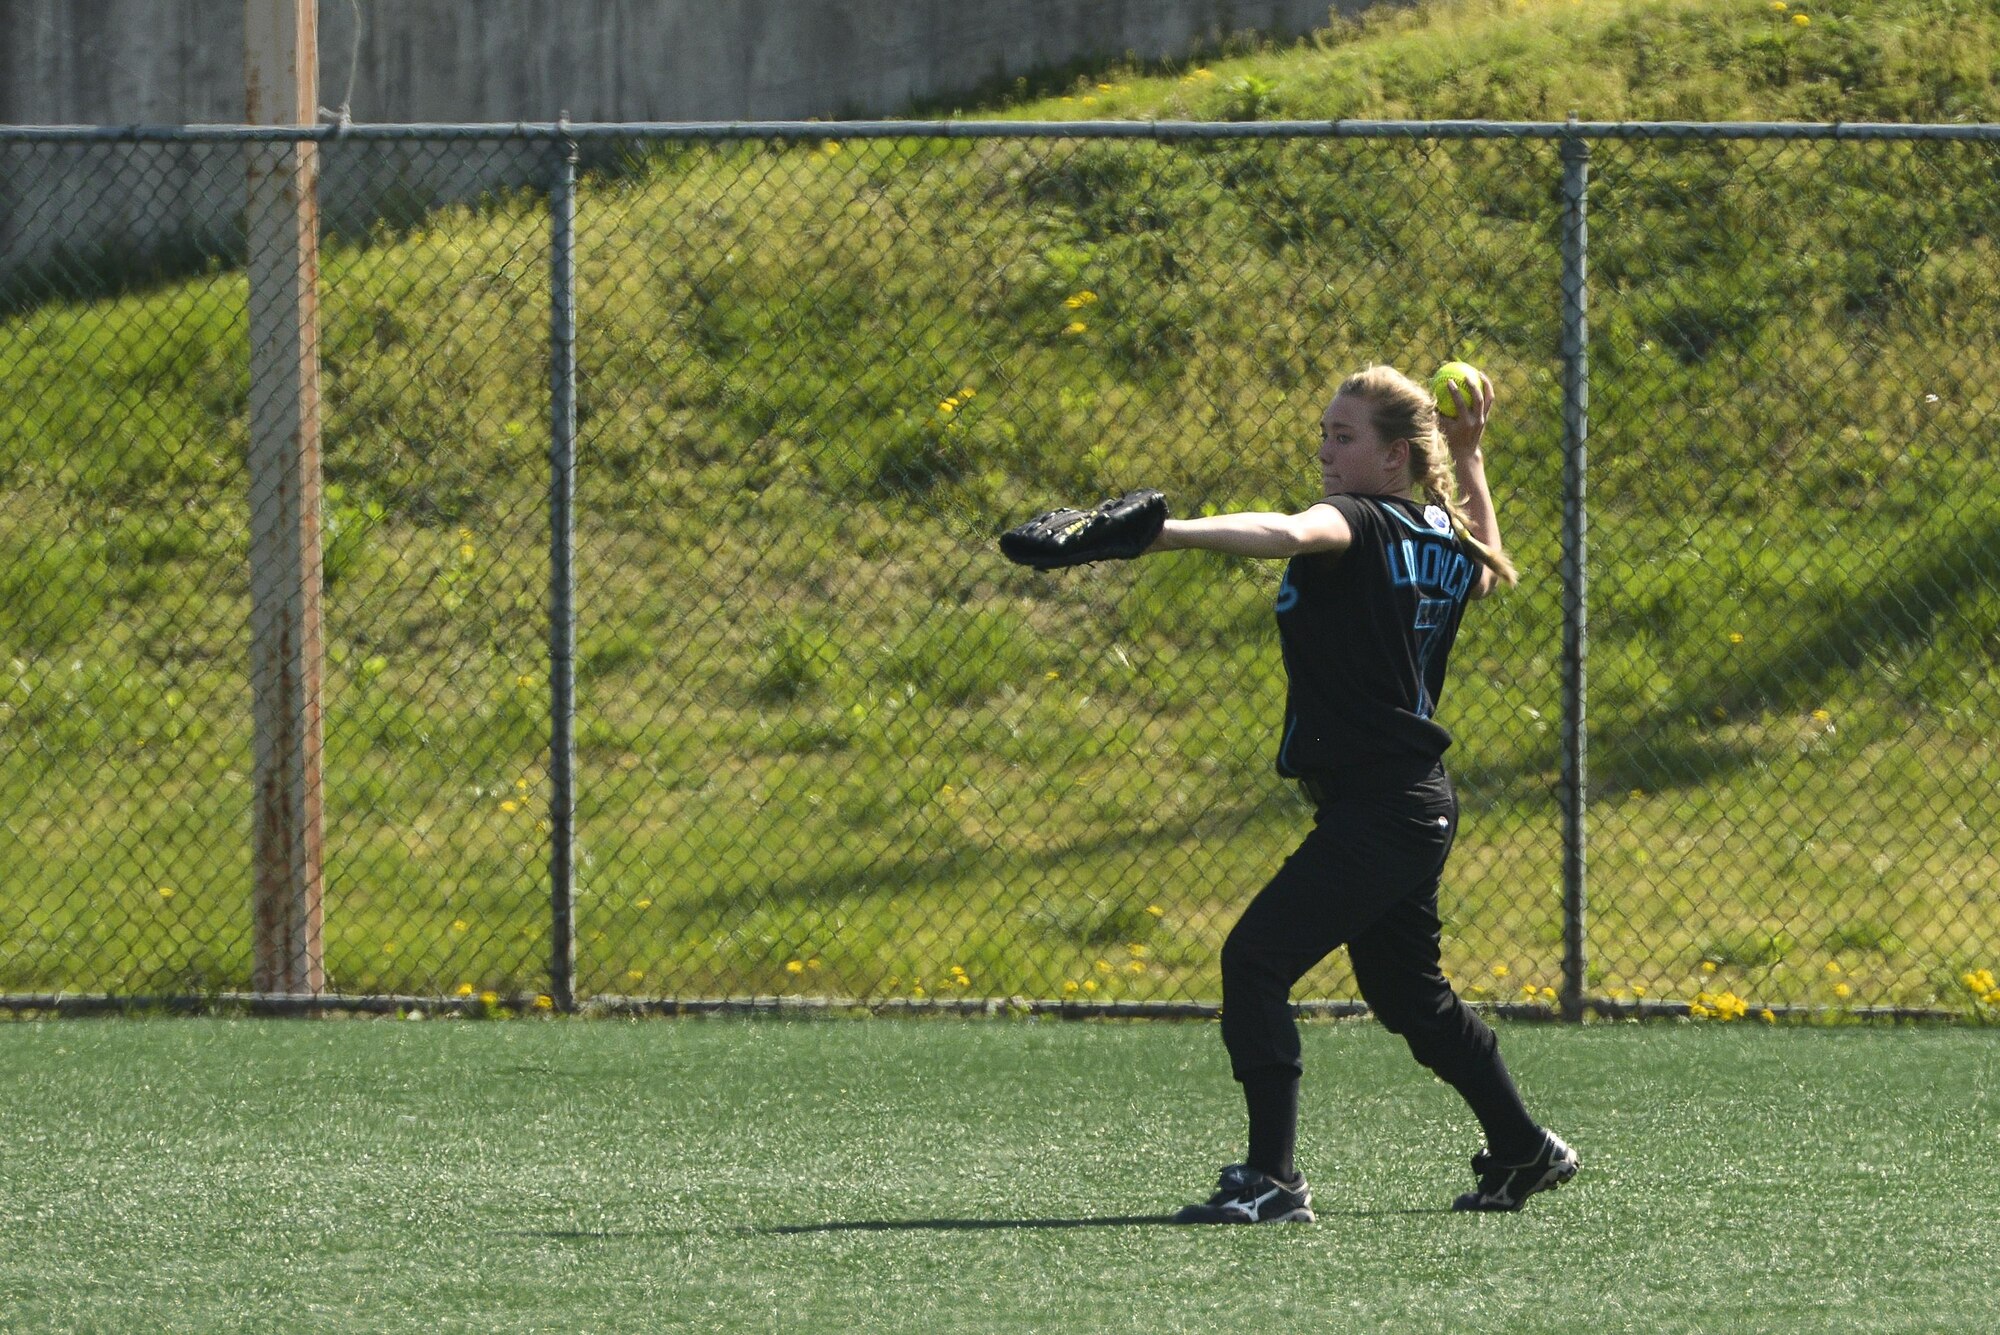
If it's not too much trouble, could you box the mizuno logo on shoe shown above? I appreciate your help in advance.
[1176,1165,1315,1225]
[1226,1188,1282,1219]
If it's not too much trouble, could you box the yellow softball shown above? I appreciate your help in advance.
[1431,361,1487,418]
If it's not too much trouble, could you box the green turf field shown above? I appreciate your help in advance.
[2,1017,1994,1333]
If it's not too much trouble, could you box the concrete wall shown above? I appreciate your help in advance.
[3,0,1362,298]
[5,1,1343,125]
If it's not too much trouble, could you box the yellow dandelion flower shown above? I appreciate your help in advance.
[1063,321,1088,335]
[1825,960,1843,975]
[1769,1,1786,9]
[1701,960,1718,974]
[1045,670,1061,681]
[1986,990,2000,1005]
[1127,944,1148,958]
[459,542,477,561]
[1127,961,1146,974]
[1540,986,1558,1003]
[808,958,822,970]
[1715,993,1748,1021]
[786,959,805,974]
[1811,708,1831,722]
[1793,12,1810,25]
[1096,959,1113,974]
[452,919,469,933]
[533,994,554,1011]
[1632,984,1647,997]
[1492,964,1510,978]
[1063,980,1080,995]
[1083,980,1098,993]
[158,886,175,899]
[1521,984,1539,999]
[911,985,927,998]
[516,673,538,690]
[1728,632,1745,644]
[455,983,475,997]
[382,941,397,955]
[938,399,958,415]
[634,898,652,910]
[958,387,977,399]
[1064,291,1099,309]
[1146,905,1164,917]
[1760,1008,1777,1023]
[478,990,499,1006]
[626,969,645,984]
[500,799,520,814]
[1689,1001,1712,1019]
[1832,982,1852,999]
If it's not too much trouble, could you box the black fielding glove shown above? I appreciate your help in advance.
[998,489,1168,570]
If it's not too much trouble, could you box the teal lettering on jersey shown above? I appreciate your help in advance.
[1274,565,1300,613]
[1387,537,1474,601]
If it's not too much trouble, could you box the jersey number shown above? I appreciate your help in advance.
[1413,597,1453,718]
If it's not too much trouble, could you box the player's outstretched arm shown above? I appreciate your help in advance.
[1146,505,1351,560]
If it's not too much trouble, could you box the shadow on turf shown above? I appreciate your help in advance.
[756,1207,1449,1234]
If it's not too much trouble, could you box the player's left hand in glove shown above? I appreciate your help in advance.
[999,488,1168,570]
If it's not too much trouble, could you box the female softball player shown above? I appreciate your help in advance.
[1142,364,1577,1221]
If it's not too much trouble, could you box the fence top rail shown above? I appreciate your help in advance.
[4,118,2000,145]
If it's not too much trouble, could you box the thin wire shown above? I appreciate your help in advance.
[319,0,363,127]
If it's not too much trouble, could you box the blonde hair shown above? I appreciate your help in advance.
[1335,364,1519,589]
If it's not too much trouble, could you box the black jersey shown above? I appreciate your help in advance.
[1272,493,1479,788]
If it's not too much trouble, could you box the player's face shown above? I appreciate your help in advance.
[1318,393,1405,496]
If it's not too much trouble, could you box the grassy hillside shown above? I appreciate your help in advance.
[979,0,2000,123]
[3,0,1998,1014]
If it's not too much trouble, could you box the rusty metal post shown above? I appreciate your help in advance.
[548,137,579,1012]
[246,0,325,997]
[1557,129,1591,1022]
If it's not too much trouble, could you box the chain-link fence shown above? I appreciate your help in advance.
[3,120,1997,1020]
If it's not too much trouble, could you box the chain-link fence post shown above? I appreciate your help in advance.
[549,134,581,1012]
[1558,128,1591,1022]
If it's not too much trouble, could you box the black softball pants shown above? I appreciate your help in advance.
[1219,765,1540,1159]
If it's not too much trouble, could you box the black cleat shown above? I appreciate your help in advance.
[1452,1130,1580,1212]
[1174,1163,1315,1224]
